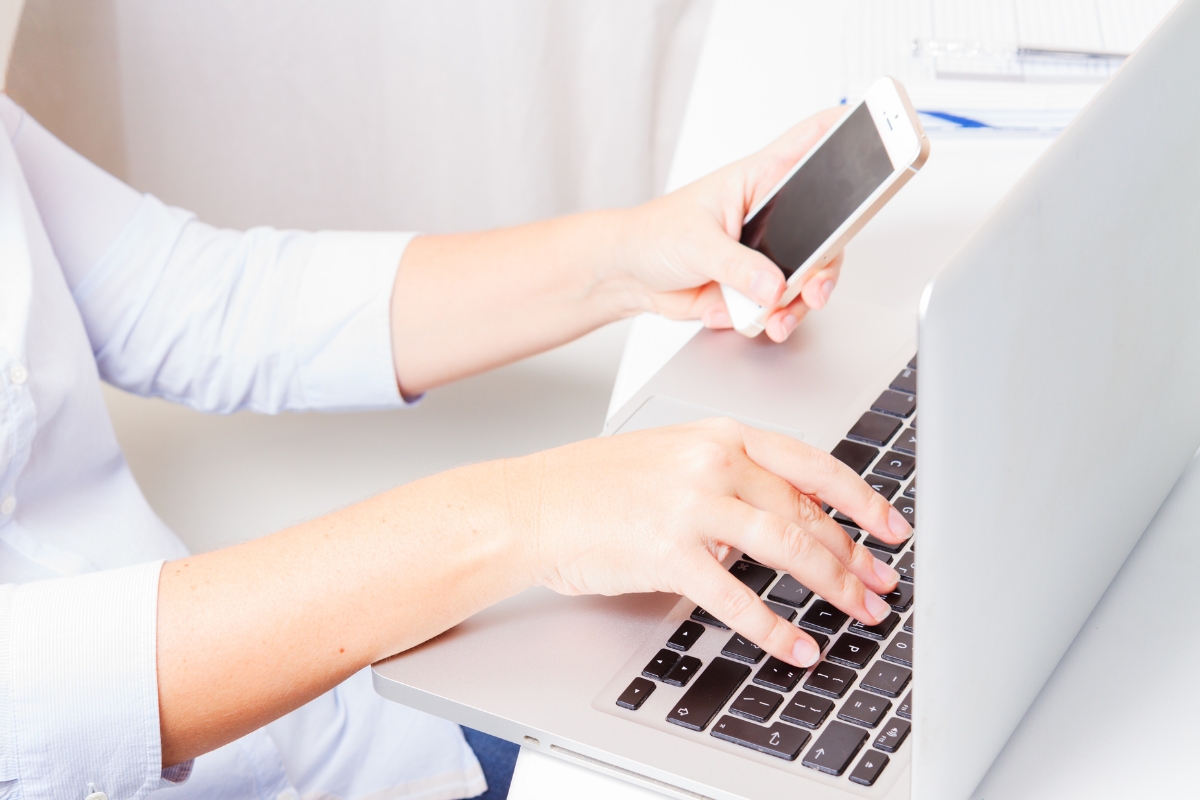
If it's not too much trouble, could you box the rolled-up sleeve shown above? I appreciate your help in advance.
[0,562,192,799]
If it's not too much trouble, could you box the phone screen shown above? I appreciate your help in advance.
[740,103,895,278]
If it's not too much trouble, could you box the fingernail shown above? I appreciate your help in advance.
[888,507,913,539]
[780,314,798,337]
[821,279,835,305]
[704,307,731,328]
[865,590,892,623]
[873,557,900,586]
[750,269,781,305]
[792,636,820,667]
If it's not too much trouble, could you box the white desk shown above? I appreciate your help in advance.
[511,1,1198,797]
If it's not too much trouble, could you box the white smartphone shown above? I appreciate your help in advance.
[721,76,930,337]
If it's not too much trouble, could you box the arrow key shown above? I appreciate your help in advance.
[616,677,655,710]
[849,752,890,786]
[802,721,868,775]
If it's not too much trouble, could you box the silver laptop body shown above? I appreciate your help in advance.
[373,3,1200,797]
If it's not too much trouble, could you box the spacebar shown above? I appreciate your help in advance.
[666,657,750,732]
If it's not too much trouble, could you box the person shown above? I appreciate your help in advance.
[0,61,911,800]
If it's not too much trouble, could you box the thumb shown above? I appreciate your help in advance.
[697,225,786,308]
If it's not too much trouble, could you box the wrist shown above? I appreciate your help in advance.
[580,207,659,321]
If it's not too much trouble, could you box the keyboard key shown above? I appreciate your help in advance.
[616,677,655,710]
[803,662,857,698]
[863,533,905,554]
[850,612,900,640]
[894,427,917,456]
[711,715,810,761]
[861,661,912,698]
[895,552,915,582]
[846,412,901,447]
[837,690,892,728]
[690,606,728,629]
[721,633,765,664]
[830,440,878,475]
[873,718,911,752]
[882,632,914,667]
[890,368,917,394]
[667,620,705,652]
[839,523,862,542]
[903,614,914,633]
[807,631,830,653]
[849,752,889,786]
[798,600,848,635]
[873,451,915,481]
[754,657,803,692]
[827,634,879,669]
[904,477,916,498]
[729,686,783,723]
[910,415,918,429]
[870,390,915,419]
[666,658,751,731]
[908,354,917,369]
[642,649,679,680]
[767,574,813,608]
[893,497,916,527]
[865,548,893,565]
[780,692,835,728]
[663,655,702,687]
[802,721,868,775]
[764,600,797,622]
[898,691,912,720]
[881,582,914,613]
[730,560,777,596]
[865,474,900,500]
[833,511,857,528]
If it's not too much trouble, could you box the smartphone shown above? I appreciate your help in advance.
[721,76,930,337]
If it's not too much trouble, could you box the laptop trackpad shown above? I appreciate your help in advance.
[612,396,803,441]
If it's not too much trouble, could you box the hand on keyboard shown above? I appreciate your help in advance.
[521,418,912,668]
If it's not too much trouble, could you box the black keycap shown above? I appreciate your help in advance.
[690,606,728,629]
[830,440,879,475]
[663,655,702,687]
[863,533,905,554]
[904,478,916,498]
[729,686,783,723]
[903,614,914,633]
[827,634,879,669]
[846,412,901,447]
[893,496,916,527]
[730,560,777,596]
[754,657,803,692]
[873,718,911,752]
[837,690,892,728]
[870,390,915,419]
[850,612,900,640]
[850,752,889,786]
[712,715,810,761]
[883,632,914,667]
[767,574,813,608]
[861,661,912,698]
[722,633,765,664]
[881,582,914,613]
[667,620,705,652]
[802,721,868,776]
[803,662,857,698]
[840,523,862,542]
[616,677,655,710]
[780,692,835,729]
[833,512,857,528]
[890,368,917,394]
[895,551,915,582]
[898,691,912,720]
[666,658,751,731]
[764,600,797,621]
[799,600,848,635]
[865,474,900,500]
[910,415,918,429]
[907,354,917,369]
[642,649,679,680]
[873,451,915,481]
[865,548,893,565]
[807,631,830,653]
[894,427,917,456]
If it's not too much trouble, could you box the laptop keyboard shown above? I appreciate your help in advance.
[610,355,918,788]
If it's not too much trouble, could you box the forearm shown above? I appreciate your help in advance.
[156,456,541,766]
[390,209,649,395]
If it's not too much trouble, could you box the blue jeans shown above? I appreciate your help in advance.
[462,726,519,799]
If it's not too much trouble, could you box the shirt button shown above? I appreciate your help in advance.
[85,792,108,800]
[1,496,15,516]
[8,364,27,385]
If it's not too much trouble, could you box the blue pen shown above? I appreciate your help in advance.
[917,110,991,128]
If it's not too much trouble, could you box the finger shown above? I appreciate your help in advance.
[799,252,844,311]
[736,426,913,545]
[676,549,823,668]
[763,304,808,342]
[690,224,786,308]
[691,282,733,328]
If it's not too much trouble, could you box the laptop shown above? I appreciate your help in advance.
[373,3,1200,797]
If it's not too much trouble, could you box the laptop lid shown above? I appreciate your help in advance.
[916,2,1200,797]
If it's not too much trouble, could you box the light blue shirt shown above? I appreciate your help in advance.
[0,96,484,800]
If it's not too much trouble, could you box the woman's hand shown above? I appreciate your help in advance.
[615,107,849,343]
[514,417,911,667]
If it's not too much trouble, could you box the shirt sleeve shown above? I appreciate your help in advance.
[0,562,193,799]
[2,95,416,414]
